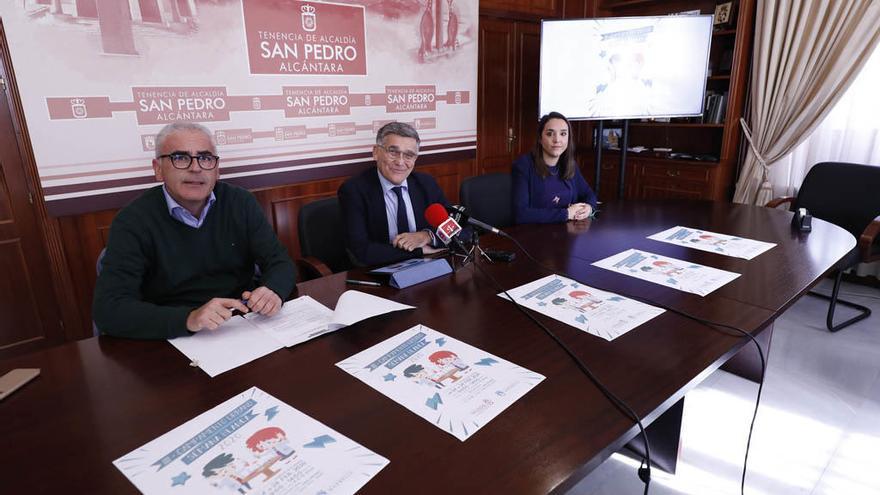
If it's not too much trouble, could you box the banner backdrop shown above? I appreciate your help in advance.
[1,0,477,215]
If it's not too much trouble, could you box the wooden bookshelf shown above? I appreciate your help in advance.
[581,0,756,202]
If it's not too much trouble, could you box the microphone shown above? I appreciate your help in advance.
[424,203,467,250]
[445,205,507,237]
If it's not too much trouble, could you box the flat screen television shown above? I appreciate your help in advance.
[539,15,714,120]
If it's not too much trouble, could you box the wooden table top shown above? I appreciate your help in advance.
[0,200,855,494]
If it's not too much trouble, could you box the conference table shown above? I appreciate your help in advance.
[0,200,855,494]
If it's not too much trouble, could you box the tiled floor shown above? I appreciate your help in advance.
[567,279,880,495]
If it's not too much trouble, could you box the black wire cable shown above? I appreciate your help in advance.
[471,246,653,495]
[499,230,766,495]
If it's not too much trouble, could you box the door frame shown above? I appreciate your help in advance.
[0,20,85,348]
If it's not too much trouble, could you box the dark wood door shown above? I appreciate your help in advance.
[477,18,541,175]
[514,22,541,157]
[477,17,516,175]
[0,50,64,357]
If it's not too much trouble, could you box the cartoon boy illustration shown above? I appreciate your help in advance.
[428,350,469,384]
[202,452,252,494]
[403,363,444,388]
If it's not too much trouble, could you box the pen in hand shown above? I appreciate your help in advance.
[345,279,382,287]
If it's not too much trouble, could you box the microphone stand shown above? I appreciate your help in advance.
[466,228,491,265]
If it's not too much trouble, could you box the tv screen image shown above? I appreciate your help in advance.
[540,15,714,120]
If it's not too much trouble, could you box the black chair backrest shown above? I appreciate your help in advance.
[297,197,351,273]
[459,173,514,229]
[794,162,880,239]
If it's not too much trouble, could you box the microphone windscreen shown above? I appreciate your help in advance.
[424,203,450,228]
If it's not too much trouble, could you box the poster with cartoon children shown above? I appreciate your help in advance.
[501,275,664,341]
[113,387,388,494]
[648,226,776,260]
[593,248,740,296]
[337,325,545,441]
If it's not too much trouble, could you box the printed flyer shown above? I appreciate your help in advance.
[500,275,664,341]
[114,387,388,494]
[592,249,740,296]
[647,226,776,260]
[337,325,545,441]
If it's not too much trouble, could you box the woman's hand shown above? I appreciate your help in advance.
[567,203,592,221]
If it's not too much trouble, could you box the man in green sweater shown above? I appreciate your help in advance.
[93,122,296,339]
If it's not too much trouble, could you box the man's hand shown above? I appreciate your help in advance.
[392,230,432,251]
[186,298,250,332]
[422,245,448,255]
[242,286,282,316]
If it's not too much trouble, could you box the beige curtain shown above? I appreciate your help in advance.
[733,0,880,205]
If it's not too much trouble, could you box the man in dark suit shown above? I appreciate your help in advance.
[338,122,450,266]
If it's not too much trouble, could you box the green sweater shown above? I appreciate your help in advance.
[93,182,296,339]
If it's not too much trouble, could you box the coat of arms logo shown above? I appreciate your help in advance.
[301,4,316,32]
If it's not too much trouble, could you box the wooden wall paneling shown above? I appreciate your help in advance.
[256,176,347,261]
[480,0,560,18]
[422,159,473,203]
[57,210,117,341]
[562,0,597,18]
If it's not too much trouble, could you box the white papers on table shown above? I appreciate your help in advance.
[113,387,388,495]
[337,325,545,441]
[593,249,740,296]
[246,291,414,347]
[499,275,664,341]
[169,291,414,377]
[648,226,776,260]
[168,317,284,377]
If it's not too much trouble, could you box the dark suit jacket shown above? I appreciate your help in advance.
[338,168,449,266]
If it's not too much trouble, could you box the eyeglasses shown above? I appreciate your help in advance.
[158,153,220,170]
[377,144,418,162]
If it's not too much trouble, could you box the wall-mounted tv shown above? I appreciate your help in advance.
[539,15,714,120]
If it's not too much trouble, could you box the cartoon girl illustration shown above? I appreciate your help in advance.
[428,350,469,384]
[689,234,727,247]
[640,260,684,276]
[246,427,294,460]
[568,290,602,311]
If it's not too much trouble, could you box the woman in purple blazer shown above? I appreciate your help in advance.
[511,112,598,224]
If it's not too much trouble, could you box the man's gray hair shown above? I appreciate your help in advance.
[154,122,216,157]
[375,122,420,148]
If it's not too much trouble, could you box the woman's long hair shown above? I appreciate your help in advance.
[531,112,576,180]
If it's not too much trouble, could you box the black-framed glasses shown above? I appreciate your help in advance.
[158,153,220,170]
[377,144,418,162]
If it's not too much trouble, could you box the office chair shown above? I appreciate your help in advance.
[459,172,514,229]
[766,162,880,332]
[297,196,352,280]
[93,248,107,336]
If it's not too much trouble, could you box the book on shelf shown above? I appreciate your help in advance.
[702,90,728,124]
